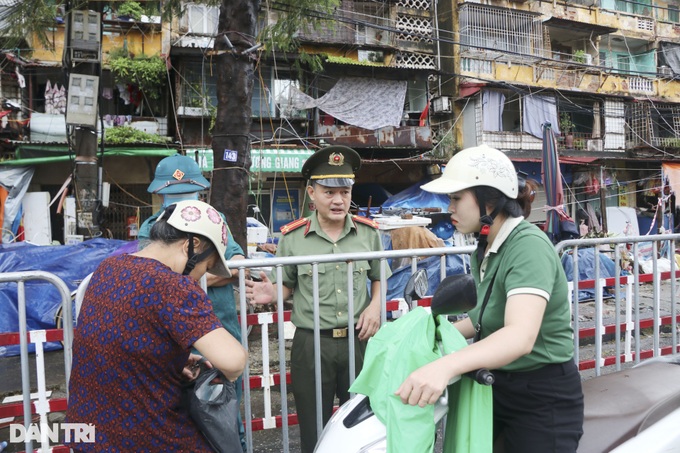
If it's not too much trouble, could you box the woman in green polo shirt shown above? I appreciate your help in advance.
[395,144,584,452]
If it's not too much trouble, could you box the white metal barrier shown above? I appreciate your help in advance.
[229,245,474,453]
[0,271,73,453]
[3,234,680,452]
[556,234,680,376]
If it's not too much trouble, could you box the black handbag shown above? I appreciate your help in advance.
[186,367,242,453]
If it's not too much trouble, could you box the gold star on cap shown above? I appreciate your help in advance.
[173,169,185,180]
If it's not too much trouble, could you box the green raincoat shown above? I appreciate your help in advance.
[350,307,493,453]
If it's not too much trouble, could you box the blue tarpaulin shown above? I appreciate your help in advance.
[382,180,450,211]
[0,238,128,357]
[386,254,470,301]
[560,248,626,302]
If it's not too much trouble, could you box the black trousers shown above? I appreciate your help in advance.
[492,360,584,453]
[291,328,366,453]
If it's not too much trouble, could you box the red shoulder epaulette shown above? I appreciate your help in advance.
[280,217,310,235]
[352,215,379,229]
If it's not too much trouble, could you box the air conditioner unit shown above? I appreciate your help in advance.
[660,66,674,77]
[432,96,452,114]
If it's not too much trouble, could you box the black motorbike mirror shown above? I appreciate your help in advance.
[404,269,428,308]
[430,274,477,316]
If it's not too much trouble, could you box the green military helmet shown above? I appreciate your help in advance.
[301,145,361,187]
[147,154,211,195]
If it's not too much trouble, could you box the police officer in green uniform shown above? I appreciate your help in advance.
[246,145,390,453]
[138,154,248,451]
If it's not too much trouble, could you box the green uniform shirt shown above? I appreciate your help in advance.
[470,219,574,372]
[274,213,390,330]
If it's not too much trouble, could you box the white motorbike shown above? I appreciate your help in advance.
[314,270,680,453]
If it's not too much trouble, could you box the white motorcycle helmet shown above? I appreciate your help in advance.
[159,200,231,278]
[421,144,518,199]
[422,144,518,263]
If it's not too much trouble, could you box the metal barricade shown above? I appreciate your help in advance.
[0,271,73,453]
[228,245,475,453]
[4,233,680,452]
[556,233,680,376]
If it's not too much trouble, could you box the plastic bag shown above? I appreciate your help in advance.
[187,367,241,453]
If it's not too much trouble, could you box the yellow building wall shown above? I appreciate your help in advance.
[30,25,163,64]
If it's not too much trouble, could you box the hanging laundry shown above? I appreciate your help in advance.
[44,80,54,114]
[584,174,600,195]
[102,87,113,100]
[57,85,67,114]
[117,83,131,104]
[15,67,25,88]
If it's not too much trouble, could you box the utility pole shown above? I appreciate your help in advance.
[64,5,102,238]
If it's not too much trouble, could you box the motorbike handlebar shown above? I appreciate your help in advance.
[464,368,495,385]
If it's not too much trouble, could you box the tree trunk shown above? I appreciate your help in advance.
[210,0,259,253]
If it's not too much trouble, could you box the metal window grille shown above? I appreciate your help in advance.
[670,6,680,23]
[459,3,543,57]
[534,67,555,82]
[625,102,650,148]
[354,1,391,46]
[184,3,218,35]
[102,184,154,240]
[604,99,626,151]
[178,61,216,115]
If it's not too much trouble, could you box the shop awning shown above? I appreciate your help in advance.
[0,145,177,166]
[189,148,314,173]
[1,146,315,172]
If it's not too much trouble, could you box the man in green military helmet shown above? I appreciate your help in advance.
[138,154,248,451]
[246,145,390,453]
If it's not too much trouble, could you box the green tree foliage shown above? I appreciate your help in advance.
[260,0,339,73]
[109,50,166,100]
[103,125,170,144]
[117,1,145,21]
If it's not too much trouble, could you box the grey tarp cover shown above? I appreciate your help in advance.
[287,77,407,130]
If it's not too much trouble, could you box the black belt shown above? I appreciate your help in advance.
[298,327,350,338]
[493,360,576,380]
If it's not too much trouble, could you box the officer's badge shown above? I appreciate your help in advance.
[328,152,344,166]
[173,169,185,180]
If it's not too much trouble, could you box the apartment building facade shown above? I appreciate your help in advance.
[2,0,679,240]
[438,0,680,228]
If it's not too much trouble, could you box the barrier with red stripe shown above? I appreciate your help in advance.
[1,273,678,436]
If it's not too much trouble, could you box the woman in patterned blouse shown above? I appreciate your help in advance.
[66,200,248,452]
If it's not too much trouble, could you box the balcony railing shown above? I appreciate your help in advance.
[558,132,603,152]
[629,77,654,93]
